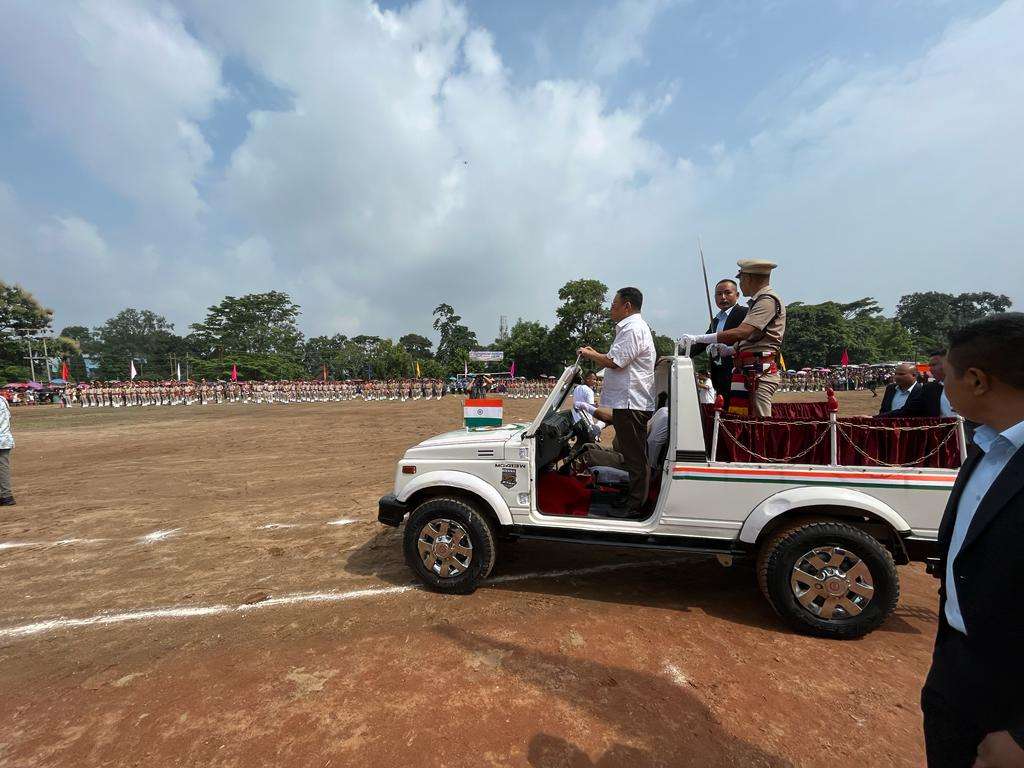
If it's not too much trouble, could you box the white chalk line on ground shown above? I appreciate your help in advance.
[0,519,363,551]
[0,558,689,641]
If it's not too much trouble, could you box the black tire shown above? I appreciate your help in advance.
[403,497,497,594]
[756,521,899,639]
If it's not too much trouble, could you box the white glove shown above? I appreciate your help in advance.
[574,401,596,415]
[708,342,735,358]
[679,333,717,347]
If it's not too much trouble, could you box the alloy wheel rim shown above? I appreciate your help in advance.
[417,518,473,578]
[790,546,875,620]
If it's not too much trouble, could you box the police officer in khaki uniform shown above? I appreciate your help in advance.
[679,259,786,417]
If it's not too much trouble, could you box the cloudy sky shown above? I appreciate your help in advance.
[1,0,1021,343]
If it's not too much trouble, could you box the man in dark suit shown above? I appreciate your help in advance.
[691,279,748,408]
[877,362,929,416]
[920,349,958,419]
[921,312,1024,768]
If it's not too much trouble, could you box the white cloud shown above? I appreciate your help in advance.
[0,0,224,225]
[0,0,1021,345]
[581,0,680,77]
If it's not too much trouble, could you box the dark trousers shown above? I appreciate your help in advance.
[922,629,1013,767]
[709,360,732,409]
[611,409,652,510]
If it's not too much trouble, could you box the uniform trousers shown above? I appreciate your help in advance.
[612,409,652,510]
[0,449,11,499]
[753,372,780,417]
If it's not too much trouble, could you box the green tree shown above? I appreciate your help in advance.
[303,334,349,377]
[0,282,52,336]
[783,302,849,369]
[549,279,612,363]
[499,319,550,378]
[398,333,433,360]
[190,291,304,358]
[432,303,478,374]
[652,332,676,360]
[190,353,306,382]
[92,308,184,380]
[895,291,1012,355]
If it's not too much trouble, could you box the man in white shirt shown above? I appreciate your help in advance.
[696,371,717,405]
[572,372,605,440]
[921,313,1024,768]
[0,394,14,506]
[578,287,656,517]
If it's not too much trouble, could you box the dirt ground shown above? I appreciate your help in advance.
[0,389,940,768]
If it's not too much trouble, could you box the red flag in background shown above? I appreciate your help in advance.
[510,361,516,377]
[231,363,238,382]
[840,349,850,366]
[323,363,328,382]
[60,360,70,380]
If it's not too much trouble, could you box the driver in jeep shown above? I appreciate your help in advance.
[576,395,669,493]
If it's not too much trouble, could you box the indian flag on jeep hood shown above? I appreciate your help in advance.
[464,398,503,428]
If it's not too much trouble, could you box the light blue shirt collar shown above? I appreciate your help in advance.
[972,418,1024,454]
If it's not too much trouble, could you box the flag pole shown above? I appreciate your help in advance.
[698,236,714,322]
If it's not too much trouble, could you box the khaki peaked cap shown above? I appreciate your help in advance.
[737,259,777,275]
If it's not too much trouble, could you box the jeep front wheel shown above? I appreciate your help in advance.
[403,497,497,594]
[757,521,899,639]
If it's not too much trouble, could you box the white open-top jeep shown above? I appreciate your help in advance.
[378,356,958,638]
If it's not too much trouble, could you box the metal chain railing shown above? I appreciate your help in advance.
[717,419,833,464]
[835,423,959,468]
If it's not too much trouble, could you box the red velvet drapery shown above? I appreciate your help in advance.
[699,405,961,469]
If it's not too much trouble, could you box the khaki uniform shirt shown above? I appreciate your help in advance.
[736,286,786,356]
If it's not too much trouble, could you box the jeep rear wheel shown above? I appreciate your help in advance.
[403,497,497,594]
[757,521,899,639]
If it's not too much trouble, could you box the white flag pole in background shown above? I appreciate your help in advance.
[176,362,181,381]
[129,359,137,381]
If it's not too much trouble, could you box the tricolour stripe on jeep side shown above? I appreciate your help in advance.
[672,465,958,491]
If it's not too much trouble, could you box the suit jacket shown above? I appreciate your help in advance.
[930,443,1024,739]
[919,381,945,418]
[878,382,929,417]
[692,304,749,361]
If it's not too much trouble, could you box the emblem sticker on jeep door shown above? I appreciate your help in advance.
[501,467,518,488]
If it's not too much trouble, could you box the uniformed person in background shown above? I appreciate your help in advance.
[680,259,786,417]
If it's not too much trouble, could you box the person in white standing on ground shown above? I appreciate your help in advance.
[0,394,15,506]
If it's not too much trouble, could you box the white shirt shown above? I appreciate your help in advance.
[938,385,955,418]
[890,381,917,412]
[601,313,656,411]
[571,384,595,423]
[0,397,13,449]
[944,418,1024,634]
[646,406,670,463]
[697,378,717,405]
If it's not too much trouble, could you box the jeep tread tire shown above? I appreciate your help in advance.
[403,497,497,594]
[757,521,899,639]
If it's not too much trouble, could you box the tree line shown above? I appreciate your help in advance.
[0,279,1012,383]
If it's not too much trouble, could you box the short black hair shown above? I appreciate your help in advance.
[947,312,1024,389]
[928,349,947,358]
[616,287,643,310]
[715,279,738,291]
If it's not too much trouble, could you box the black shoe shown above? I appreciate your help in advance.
[0,496,14,506]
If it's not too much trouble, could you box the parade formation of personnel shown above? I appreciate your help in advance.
[679,259,786,417]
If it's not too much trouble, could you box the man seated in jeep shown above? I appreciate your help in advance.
[575,395,670,511]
